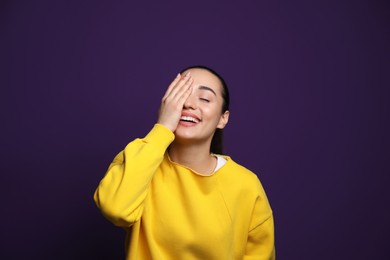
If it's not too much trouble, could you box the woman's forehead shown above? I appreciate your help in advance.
[185,68,222,91]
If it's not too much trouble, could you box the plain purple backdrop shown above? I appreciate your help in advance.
[1,0,389,259]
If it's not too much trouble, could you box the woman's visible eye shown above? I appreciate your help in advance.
[199,98,210,102]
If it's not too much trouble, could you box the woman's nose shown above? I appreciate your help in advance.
[184,94,197,109]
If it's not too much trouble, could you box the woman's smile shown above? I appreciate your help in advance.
[179,111,201,126]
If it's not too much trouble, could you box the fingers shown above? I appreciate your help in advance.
[174,76,193,105]
[162,72,192,101]
[162,73,181,100]
[177,80,193,105]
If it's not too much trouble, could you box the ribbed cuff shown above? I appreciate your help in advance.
[143,124,175,149]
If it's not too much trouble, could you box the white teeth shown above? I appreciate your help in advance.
[180,116,199,123]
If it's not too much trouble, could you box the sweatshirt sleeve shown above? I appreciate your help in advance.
[244,179,275,260]
[244,214,275,260]
[93,124,175,227]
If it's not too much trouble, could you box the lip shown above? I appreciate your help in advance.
[178,111,201,127]
[181,111,201,121]
[178,120,197,127]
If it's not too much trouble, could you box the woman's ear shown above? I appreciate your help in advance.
[217,111,230,129]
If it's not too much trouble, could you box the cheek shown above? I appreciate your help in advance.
[203,106,222,122]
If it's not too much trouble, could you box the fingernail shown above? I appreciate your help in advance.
[185,72,191,77]
[176,73,181,78]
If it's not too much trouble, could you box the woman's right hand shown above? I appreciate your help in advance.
[157,72,193,132]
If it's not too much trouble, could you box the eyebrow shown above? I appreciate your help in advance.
[198,85,217,96]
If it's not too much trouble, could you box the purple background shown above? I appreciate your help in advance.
[1,0,389,259]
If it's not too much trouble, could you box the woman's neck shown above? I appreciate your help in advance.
[168,141,217,175]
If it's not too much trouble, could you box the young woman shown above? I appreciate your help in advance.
[94,66,275,259]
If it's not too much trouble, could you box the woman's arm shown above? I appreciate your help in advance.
[94,72,193,227]
[244,214,275,260]
[244,178,275,260]
[93,124,174,227]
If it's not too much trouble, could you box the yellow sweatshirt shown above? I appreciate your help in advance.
[94,124,275,260]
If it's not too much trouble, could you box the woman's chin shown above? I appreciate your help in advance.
[174,130,196,140]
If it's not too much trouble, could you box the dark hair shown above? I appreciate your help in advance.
[180,65,230,154]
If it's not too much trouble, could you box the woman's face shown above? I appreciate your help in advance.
[174,68,229,143]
